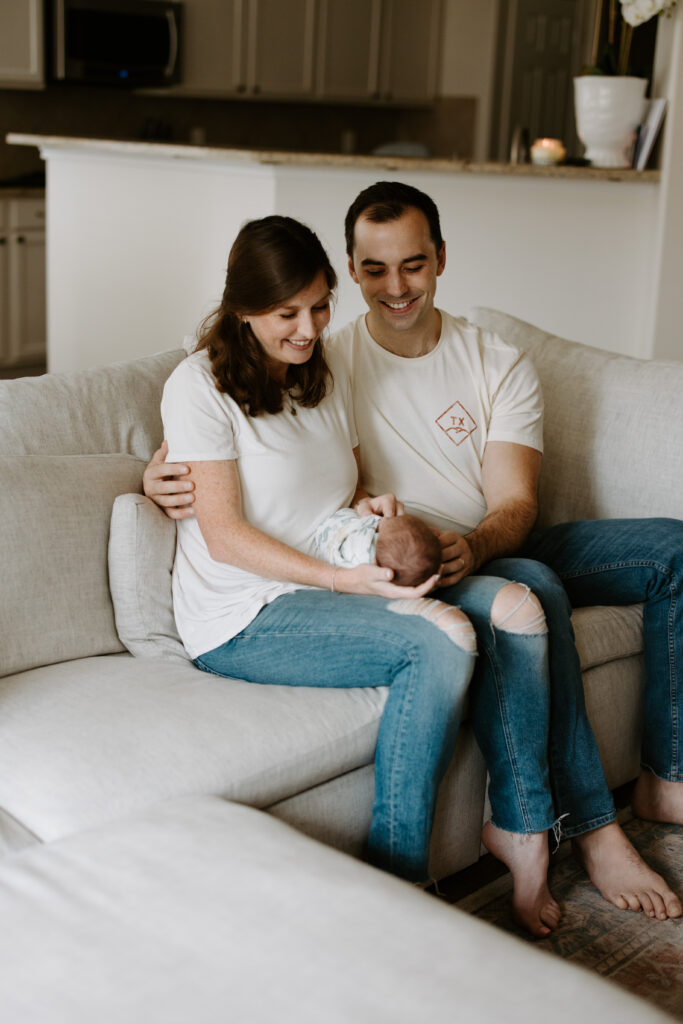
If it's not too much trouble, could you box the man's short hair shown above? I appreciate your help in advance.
[344,181,443,258]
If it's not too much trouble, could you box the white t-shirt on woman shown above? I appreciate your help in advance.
[161,345,358,659]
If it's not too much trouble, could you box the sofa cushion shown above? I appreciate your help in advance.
[469,308,683,526]
[0,454,147,677]
[571,604,643,671]
[0,349,184,459]
[0,654,388,844]
[0,796,666,1024]
[108,493,188,660]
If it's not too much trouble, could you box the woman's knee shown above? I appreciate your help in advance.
[387,597,477,654]
[490,583,547,635]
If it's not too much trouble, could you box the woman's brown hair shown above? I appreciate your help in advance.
[195,216,337,416]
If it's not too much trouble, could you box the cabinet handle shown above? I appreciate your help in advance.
[17,236,25,244]
[236,83,246,93]
[253,84,261,95]
[0,237,6,245]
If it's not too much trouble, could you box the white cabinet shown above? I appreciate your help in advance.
[0,0,44,89]
[177,0,441,104]
[177,0,317,98]
[246,0,317,97]
[179,0,247,95]
[378,0,442,104]
[0,198,46,368]
[315,0,382,100]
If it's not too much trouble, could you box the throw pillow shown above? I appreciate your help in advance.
[108,494,189,660]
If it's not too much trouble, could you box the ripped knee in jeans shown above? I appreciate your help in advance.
[387,598,477,654]
[490,583,547,635]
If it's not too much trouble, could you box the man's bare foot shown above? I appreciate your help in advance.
[481,821,561,938]
[632,769,683,826]
[572,821,682,920]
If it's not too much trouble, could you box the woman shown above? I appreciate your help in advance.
[161,215,481,883]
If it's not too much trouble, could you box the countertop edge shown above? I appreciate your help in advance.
[5,133,661,183]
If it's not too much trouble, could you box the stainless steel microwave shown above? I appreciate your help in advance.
[52,0,182,87]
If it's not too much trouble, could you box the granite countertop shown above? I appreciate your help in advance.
[6,133,660,183]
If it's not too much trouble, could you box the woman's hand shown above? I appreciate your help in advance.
[333,563,439,599]
[354,493,405,519]
[142,441,196,520]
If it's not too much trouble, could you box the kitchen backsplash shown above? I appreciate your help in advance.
[0,84,475,183]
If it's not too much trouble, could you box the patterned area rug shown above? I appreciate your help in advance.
[455,815,683,1019]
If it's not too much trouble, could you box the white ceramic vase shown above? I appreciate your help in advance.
[574,76,648,168]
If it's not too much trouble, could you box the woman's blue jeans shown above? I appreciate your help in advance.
[519,517,683,784]
[195,589,476,882]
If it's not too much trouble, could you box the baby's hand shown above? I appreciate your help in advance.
[354,493,405,519]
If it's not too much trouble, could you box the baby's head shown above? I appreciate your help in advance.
[375,515,441,587]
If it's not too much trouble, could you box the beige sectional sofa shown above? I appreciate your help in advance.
[2,308,681,1021]
[2,309,682,875]
[0,795,674,1023]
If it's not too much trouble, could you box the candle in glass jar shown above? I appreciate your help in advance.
[530,138,566,165]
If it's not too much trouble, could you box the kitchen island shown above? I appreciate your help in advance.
[6,134,671,370]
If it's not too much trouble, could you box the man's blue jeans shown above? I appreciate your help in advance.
[518,517,683,784]
[440,571,617,841]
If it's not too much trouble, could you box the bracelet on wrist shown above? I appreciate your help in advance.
[330,568,338,593]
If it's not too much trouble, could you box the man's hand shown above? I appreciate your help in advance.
[142,441,196,520]
[437,530,476,587]
[354,493,405,519]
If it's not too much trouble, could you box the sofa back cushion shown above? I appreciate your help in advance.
[1,349,187,676]
[470,308,683,527]
[0,349,185,458]
[0,454,146,677]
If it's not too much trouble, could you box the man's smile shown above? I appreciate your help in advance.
[380,296,420,312]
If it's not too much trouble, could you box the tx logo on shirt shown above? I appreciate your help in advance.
[435,401,478,446]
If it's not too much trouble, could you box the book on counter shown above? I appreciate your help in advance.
[633,98,668,171]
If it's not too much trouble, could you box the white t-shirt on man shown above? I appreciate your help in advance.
[328,311,544,535]
[161,346,358,659]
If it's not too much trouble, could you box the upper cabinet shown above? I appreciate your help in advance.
[247,0,317,97]
[315,0,381,101]
[180,0,247,95]
[378,0,442,104]
[177,0,441,104]
[0,0,45,90]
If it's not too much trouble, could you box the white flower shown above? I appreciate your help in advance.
[620,0,676,26]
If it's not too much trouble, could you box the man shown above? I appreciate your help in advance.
[144,181,682,934]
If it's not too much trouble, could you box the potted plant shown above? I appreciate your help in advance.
[574,0,677,167]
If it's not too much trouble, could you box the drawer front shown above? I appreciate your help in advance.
[9,198,46,230]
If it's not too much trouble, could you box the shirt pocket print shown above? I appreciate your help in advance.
[435,401,478,447]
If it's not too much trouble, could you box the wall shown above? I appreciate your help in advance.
[438,0,499,160]
[650,12,683,361]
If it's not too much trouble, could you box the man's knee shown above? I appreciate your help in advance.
[490,583,547,635]
[388,598,477,654]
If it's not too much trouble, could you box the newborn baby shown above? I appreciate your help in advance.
[312,507,442,587]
